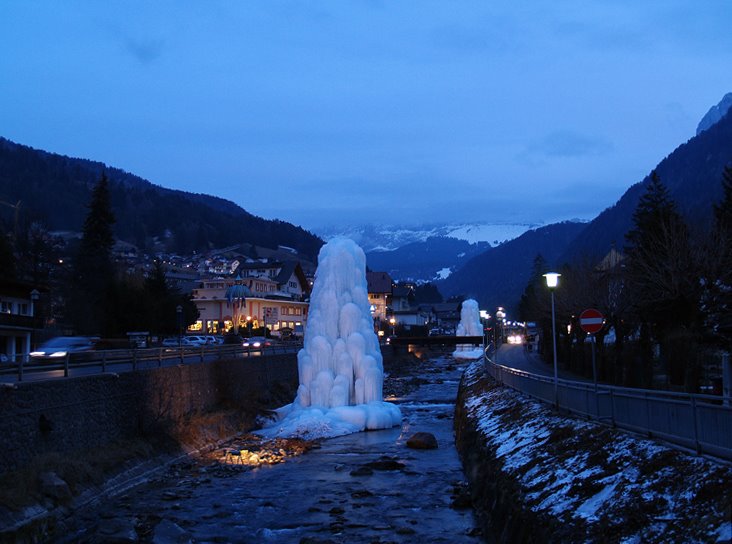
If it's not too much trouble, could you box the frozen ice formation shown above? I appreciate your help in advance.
[257,238,402,440]
[453,298,485,360]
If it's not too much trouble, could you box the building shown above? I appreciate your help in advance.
[0,279,43,361]
[366,271,393,324]
[189,261,310,336]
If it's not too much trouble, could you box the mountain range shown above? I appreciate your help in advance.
[316,222,539,282]
[439,94,732,315]
[1,91,730,316]
[0,138,323,260]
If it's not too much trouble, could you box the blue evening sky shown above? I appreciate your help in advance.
[1,2,730,231]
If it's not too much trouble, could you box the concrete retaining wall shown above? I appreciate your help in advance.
[0,355,298,474]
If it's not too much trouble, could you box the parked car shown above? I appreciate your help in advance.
[185,336,209,346]
[30,336,96,361]
[242,336,272,349]
[162,337,199,348]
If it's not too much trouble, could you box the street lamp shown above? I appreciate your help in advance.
[176,305,183,342]
[543,272,561,407]
[246,315,252,337]
[389,317,396,336]
[29,289,40,355]
[495,307,506,362]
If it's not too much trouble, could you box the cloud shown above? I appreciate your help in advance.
[122,35,164,64]
[522,130,614,161]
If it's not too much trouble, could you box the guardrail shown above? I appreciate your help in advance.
[0,342,302,383]
[485,358,732,462]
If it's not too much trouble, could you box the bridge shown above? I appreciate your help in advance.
[387,335,485,347]
[0,343,301,384]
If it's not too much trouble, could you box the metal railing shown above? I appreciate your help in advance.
[0,341,302,383]
[485,358,732,462]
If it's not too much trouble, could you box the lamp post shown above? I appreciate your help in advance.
[29,289,40,357]
[389,317,396,336]
[495,307,506,362]
[246,315,252,338]
[543,272,561,408]
[176,305,183,343]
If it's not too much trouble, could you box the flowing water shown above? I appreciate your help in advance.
[58,355,481,543]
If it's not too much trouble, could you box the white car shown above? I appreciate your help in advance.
[162,337,199,347]
[185,336,209,346]
[30,336,96,360]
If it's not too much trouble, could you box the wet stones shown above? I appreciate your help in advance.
[39,471,72,502]
[406,432,438,450]
[349,466,373,477]
[364,456,406,471]
[95,517,138,543]
[450,481,473,509]
[152,519,192,544]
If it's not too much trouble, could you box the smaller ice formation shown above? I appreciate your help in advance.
[257,238,402,440]
[453,299,485,360]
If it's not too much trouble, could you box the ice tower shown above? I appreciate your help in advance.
[453,298,484,359]
[258,238,402,439]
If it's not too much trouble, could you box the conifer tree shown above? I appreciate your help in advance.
[701,165,732,348]
[69,173,116,334]
[625,171,696,386]
[0,229,16,280]
[713,165,732,236]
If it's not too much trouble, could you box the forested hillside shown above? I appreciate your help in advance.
[0,138,323,259]
[439,222,587,314]
[560,108,732,262]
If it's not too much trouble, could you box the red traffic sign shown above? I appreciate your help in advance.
[579,308,604,334]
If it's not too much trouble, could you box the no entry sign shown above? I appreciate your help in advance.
[579,308,604,334]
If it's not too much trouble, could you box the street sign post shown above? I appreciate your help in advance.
[579,308,604,416]
[579,308,604,335]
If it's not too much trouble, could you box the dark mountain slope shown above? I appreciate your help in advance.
[365,237,491,281]
[561,108,732,262]
[0,137,323,259]
[439,221,586,315]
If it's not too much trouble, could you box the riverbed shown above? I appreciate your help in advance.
[56,353,482,543]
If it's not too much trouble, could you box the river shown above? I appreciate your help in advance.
[57,352,482,543]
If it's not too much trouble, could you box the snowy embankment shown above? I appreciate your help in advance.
[455,360,732,543]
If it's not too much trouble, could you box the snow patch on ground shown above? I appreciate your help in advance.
[435,267,452,280]
[461,361,732,543]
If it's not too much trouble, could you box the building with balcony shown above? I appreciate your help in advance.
[366,271,393,326]
[0,279,43,362]
[190,261,311,336]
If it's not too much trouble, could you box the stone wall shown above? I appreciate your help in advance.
[453,370,557,543]
[0,355,298,474]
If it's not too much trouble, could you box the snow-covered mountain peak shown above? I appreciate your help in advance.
[696,92,732,135]
[315,221,539,253]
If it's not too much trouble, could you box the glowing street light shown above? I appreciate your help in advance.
[389,317,396,336]
[543,272,561,407]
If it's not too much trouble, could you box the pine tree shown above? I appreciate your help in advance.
[701,165,732,348]
[518,254,547,322]
[625,171,694,324]
[625,171,697,387]
[69,173,116,334]
[0,228,16,280]
[713,165,732,236]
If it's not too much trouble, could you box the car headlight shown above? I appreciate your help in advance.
[50,351,68,357]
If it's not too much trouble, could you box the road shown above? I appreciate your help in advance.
[0,344,301,384]
[492,343,591,383]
